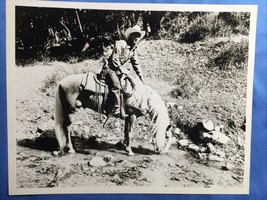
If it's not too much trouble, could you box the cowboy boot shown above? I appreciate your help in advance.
[111,89,121,117]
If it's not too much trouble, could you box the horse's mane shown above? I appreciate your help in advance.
[125,77,170,136]
[145,85,170,136]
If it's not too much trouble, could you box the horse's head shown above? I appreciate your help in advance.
[151,125,174,154]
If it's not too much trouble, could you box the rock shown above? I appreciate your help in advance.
[201,131,229,144]
[17,152,28,161]
[206,143,216,153]
[140,163,149,168]
[174,128,181,135]
[121,160,136,168]
[201,120,214,131]
[207,143,225,158]
[210,131,230,144]
[199,147,207,153]
[222,162,234,171]
[187,144,200,152]
[197,153,206,160]
[177,139,189,147]
[103,154,114,162]
[208,155,224,162]
[143,157,153,163]
[111,174,123,185]
[215,150,225,158]
[166,129,172,138]
[200,132,213,143]
[52,151,60,156]
[89,157,107,167]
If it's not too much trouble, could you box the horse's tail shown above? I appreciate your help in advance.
[55,83,67,150]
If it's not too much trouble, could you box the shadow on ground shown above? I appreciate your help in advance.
[17,129,155,155]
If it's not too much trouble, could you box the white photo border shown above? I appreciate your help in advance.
[6,0,257,195]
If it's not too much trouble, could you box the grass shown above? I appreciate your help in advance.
[138,37,248,136]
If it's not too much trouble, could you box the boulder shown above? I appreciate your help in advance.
[208,155,224,162]
[187,144,200,152]
[177,139,190,148]
[210,131,229,144]
[89,157,107,167]
[200,131,229,144]
[206,142,216,153]
[174,128,181,135]
[201,120,215,131]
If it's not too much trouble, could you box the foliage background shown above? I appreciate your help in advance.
[15,7,250,64]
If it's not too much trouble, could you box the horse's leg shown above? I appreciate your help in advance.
[55,85,68,154]
[65,113,75,153]
[124,115,136,156]
[55,84,77,155]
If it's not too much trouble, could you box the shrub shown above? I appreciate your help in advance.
[160,12,250,43]
[208,40,248,70]
[171,69,203,98]
[178,15,212,43]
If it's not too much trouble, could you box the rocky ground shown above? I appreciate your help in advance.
[14,38,248,193]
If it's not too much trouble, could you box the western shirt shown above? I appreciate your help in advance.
[108,40,144,82]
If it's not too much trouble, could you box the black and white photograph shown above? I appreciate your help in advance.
[7,0,257,195]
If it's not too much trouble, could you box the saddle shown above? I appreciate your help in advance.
[80,73,136,119]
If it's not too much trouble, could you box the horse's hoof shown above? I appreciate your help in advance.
[68,149,76,154]
[52,151,60,156]
[75,100,82,108]
[52,151,64,156]
[128,152,135,156]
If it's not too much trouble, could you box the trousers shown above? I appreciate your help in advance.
[104,69,121,108]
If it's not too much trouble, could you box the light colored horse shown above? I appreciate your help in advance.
[55,72,173,155]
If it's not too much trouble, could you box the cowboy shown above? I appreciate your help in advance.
[101,25,146,117]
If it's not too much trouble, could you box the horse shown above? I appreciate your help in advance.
[54,72,173,156]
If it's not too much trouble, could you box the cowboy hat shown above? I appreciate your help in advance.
[124,25,146,40]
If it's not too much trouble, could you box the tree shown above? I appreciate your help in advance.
[142,11,165,39]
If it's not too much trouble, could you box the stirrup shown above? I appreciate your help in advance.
[120,107,128,119]
[110,107,120,118]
